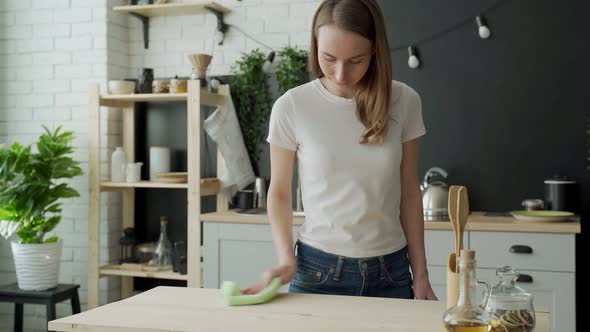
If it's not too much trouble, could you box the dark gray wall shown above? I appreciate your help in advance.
[380,0,588,327]
[382,0,589,215]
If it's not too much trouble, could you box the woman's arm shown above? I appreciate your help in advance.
[399,137,438,300]
[243,145,297,294]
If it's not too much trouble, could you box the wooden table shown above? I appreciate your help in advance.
[49,286,549,332]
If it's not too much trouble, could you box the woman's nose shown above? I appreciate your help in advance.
[334,63,347,82]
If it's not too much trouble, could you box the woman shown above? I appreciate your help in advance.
[244,0,437,300]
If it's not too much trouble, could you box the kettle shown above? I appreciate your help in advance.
[421,167,449,221]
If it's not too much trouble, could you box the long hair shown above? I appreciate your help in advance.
[310,0,392,144]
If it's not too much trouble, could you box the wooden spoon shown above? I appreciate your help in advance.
[448,185,461,258]
[457,186,470,253]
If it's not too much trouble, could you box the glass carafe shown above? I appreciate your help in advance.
[485,266,535,332]
[150,216,174,269]
[443,250,491,331]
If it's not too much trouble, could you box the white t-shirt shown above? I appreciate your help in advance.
[266,79,426,258]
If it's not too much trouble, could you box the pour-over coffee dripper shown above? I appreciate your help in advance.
[187,53,213,82]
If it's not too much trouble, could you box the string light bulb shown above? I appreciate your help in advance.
[407,46,420,69]
[476,15,491,39]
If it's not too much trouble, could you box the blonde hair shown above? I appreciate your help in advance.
[310,0,392,144]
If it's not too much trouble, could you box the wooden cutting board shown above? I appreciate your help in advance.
[48,286,550,332]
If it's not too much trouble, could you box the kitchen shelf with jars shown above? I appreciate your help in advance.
[87,80,230,309]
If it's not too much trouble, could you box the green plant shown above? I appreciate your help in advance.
[230,49,272,174]
[0,126,83,244]
[275,46,309,95]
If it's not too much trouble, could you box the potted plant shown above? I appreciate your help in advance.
[230,48,272,176]
[0,126,83,290]
[275,46,310,95]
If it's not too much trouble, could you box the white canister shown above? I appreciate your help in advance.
[111,147,127,182]
[126,162,143,182]
[149,146,171,181]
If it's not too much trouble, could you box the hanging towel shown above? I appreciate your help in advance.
[204,88,255,201]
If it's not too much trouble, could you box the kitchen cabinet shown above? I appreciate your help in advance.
[203,222,299,291]
[471,231,576,332]
[87,81,229,309]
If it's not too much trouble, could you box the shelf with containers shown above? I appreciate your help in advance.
[87,81,230,308]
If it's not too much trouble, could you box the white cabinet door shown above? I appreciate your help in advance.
[425,229,466,267]
[478,268,575,332]
[203,223,299,292]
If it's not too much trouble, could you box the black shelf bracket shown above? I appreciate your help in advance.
[130,13,150,49]
[204,6,228,45]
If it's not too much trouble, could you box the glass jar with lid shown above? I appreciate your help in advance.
[485,266,535,332]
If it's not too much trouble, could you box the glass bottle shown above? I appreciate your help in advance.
[443,250,491,332]
[151,216,173,269]
[485,266,535,332]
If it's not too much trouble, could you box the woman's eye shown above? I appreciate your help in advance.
[350,60,362,65]
[324,57,336,62]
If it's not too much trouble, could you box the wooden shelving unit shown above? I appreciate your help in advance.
[87,81,229,309]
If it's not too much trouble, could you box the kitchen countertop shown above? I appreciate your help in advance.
[48,286,550,332]
[201,210,581,234]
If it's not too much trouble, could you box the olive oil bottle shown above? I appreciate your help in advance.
[442,250,491,332]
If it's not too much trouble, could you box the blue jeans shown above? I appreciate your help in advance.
[288,241,414,299]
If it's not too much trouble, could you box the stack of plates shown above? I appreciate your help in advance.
[155,172,188,183]
[510,210,575,223]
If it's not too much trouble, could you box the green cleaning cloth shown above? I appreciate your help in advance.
[221,277,282,306]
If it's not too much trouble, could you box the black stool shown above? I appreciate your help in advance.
[0,283,81,332]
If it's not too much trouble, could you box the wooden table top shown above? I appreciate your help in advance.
[49,286,549,332]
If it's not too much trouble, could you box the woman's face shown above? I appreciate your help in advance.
[317,24,373,97]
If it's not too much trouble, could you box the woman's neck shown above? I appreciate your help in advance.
[320,77,355,99]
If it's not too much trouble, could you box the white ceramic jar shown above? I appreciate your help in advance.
[111,147,127,182]
[149,146,171,181]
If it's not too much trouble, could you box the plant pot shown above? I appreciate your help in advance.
[11,240,62,291]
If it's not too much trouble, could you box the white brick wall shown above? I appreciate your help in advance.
[0,0,127,330]
[126,0,319,79]
[1,0,319,330]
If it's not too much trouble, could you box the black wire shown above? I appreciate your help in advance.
[226,23,275,51]
[390,0,509,52]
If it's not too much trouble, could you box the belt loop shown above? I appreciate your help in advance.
[333,256,344,281]
[379,256,386,280]
[293,241,299,257]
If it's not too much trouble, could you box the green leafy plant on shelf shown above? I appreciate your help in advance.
[275,46,310,95]
[0,126,83,244]
[230,48,272,175]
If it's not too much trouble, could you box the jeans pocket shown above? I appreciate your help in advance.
[292,258,333,287]
[384,259,412,287]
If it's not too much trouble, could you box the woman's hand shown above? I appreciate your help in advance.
[242,264,297,295]
[413,274,438,300]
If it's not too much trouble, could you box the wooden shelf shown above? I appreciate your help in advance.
[99,90,225,108]
[100,178,220,195]
[99,264,188,281]
[113,1,230,17]
[112,1,231,49]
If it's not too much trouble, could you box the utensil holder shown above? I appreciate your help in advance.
[446,252,459,309]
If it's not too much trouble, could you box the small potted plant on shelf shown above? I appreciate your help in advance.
[0,126,83,290]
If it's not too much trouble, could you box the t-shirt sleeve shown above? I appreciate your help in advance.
[401,86,426,142]
[266,92,297,151]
